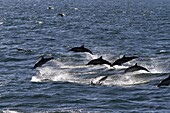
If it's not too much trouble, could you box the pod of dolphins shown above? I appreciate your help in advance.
[30,45,169,87]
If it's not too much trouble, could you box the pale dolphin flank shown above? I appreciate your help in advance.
[112,55,138,66]
[157,75,170,87]
[87,56,112,66]
[69,45,93,54]
[91,76,108,85]
[33,56,54,69]
[124,63,150,73]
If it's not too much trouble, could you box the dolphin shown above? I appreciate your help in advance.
[47,6,54,10]
[87,56,112,66]
[33,56,54,69]
[16,48,32,52]
[91,76,108,85]
[69,45,93,54]
[58,13,65,17]
[124,63,150,73]
[112,55,138,66]
[98,76,108,83]
[157,76,170,87]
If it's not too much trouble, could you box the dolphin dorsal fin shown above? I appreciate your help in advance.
[99,56,103,59]
[135,63,138,66]
[123,55,125,58]
[81,45,84,48]
[41,56,44,59]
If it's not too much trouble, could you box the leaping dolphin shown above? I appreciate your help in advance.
[69,45,93,54]
[87,56,112,66]
[157,75,170,87]
[124,63,150,73]
[112,55,138,66]
[33,56,54,69]
[91,76,108,85]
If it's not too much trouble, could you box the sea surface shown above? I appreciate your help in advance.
[0,0,170,112]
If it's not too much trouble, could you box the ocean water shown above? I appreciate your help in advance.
[0,0,170,112]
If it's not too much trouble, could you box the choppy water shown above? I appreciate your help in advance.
[0,0,170,112]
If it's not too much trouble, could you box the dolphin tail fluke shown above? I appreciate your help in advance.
[111,63,117,67]
[109,63,113,67]
[105,61,112,67]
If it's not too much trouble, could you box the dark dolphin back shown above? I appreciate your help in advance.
[87,56,112,66]
[69,45,93,54]
[112,55,138,66]
[157,76,170,87]
[87,56,103,65]
[99,56,112,66]
[124,63,149,73]
[124,65,137,73]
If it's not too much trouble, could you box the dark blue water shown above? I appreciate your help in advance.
[0,0,170,112]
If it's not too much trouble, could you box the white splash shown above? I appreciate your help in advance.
[0,22,3,25]
[37,21,43,24]
[149,58,168,73]
[30,54,154,87]
[113,65,129,70]
[106,74,149,87]
[91,76,107,85]
[2,110,21,113]
[31,66,72,82]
